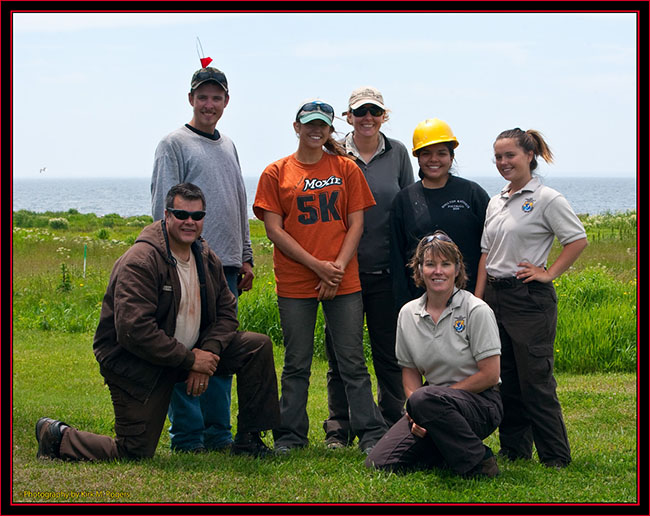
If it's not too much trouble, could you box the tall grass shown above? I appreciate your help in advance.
[12,211,637,372]
[553,267,637,372]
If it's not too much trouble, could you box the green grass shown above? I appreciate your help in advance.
[553,267,637,372]
[12,329,638,504]
[11,210,639,504]
[12,212,637,371]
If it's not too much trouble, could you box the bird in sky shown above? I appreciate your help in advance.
[39,167,47,173]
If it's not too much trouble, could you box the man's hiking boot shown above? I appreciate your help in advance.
[35,417,69,459]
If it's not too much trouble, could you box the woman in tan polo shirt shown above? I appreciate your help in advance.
[476,128,588,469]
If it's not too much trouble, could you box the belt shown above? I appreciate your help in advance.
[362,269,391,275]
[486,275,522,289]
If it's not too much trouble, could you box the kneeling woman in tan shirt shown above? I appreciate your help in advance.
[366,231,502,478]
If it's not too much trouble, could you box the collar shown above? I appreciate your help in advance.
[500,176,542,198]
[415,288,462,319]
[344,132,389,163]
[185,123,220,141]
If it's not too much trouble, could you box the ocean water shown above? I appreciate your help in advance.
[12,175,637,219]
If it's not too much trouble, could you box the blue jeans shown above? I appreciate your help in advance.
[167,267,240,451]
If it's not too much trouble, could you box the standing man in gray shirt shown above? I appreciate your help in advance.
[151,66,254,453]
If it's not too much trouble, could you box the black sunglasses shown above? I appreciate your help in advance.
[167,208,206,221]
[300,101,335,116]
[351,105,385,117]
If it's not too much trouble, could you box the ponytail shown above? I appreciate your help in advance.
[495,128,553,171]
[323,133,349,157]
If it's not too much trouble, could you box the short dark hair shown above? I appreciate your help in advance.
[409,231,467,289]
[415,140,456,160]
[165,183,206,210]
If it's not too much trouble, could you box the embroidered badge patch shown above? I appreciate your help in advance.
[454,318,466,333]
[521,197,535,213]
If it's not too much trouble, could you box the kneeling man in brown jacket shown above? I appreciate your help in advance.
[36,183,280,460]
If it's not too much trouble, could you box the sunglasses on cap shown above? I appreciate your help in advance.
[299,101,335,117]
[351,105,385,117]
[423,232,454,244]
[167,208,206,221]
[191,68,228,91]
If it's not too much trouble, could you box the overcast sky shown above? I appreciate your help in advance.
[12,11,638,180]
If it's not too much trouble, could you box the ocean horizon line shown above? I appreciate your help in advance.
[13,173,639,181]
[12,175,637,218]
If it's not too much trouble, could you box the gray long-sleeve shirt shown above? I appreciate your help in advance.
[343,132,414,273]
[151,125,253,268]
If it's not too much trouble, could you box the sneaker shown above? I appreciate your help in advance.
[35,417,69,459]
[274,445,293,455]
[326,441,346,450]
[231,432,273,458]
[465,448,500,478]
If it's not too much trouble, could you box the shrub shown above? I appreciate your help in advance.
[102,213,122,228]
[13,210,49,228]
[48,217,70,230]
[96,228,110,240]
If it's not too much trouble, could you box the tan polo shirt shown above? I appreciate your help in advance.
[396,290,501,387]
[481,177,587,278]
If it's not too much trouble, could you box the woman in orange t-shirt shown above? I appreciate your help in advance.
[254,99,388,453]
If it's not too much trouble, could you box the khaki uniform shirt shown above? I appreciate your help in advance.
[481,177,587,278]
[396,290,501,387]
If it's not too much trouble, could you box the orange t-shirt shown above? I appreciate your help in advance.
[254,152,376,298]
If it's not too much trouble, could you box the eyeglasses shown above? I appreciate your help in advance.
[423,233,454,244]
[167,208,206,221]
[351,105,385,117]
[299,101,335,117]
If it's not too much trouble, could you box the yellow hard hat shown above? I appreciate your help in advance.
[412,118,459,157]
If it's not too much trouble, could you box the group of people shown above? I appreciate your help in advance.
[36,65,587,479]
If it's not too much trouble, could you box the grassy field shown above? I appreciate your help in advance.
[11,210,639,506]
[12,329,638,504]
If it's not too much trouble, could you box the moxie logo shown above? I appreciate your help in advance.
[303,176,342,191]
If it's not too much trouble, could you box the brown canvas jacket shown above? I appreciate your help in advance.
[92,220,239,402]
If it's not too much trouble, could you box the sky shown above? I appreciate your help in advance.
[11,11,639,181]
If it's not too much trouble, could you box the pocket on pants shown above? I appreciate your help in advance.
[526,347,554,384]
[115,422,147,436]
[114,422,153,459]
[526,282,557,316]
